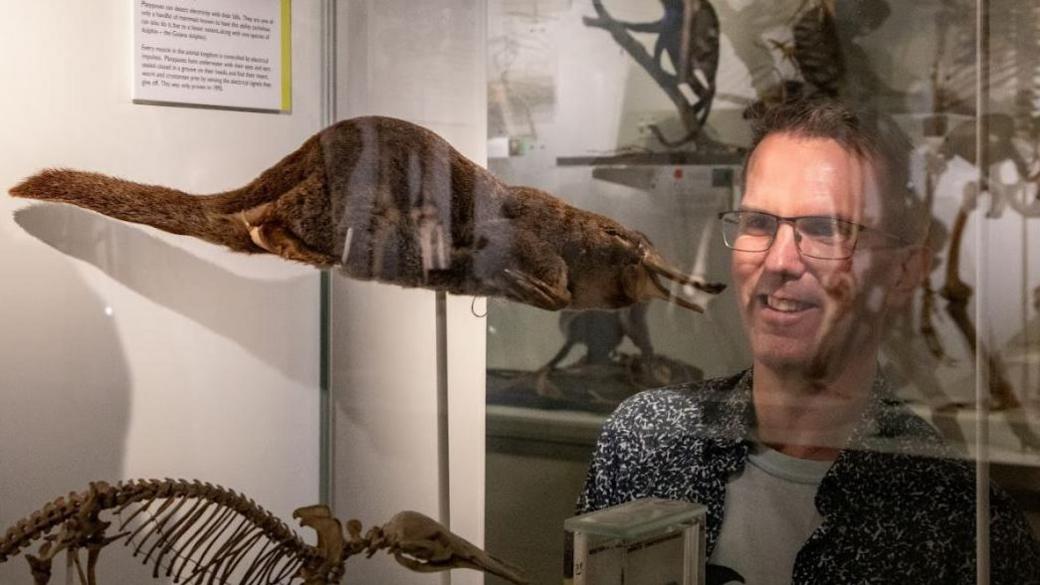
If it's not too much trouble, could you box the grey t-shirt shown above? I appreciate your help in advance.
[707,444,832,585]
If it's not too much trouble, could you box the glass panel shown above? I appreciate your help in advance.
[328,2,488,585]
[0,2,326,584]
[983,0,1040,570]
[486,1,1040,583]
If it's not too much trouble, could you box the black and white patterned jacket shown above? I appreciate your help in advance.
[578,370,1040,584]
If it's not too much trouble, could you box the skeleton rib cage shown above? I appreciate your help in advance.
[0,479,336,585]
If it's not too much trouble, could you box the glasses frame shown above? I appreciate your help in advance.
[716,210,910,260]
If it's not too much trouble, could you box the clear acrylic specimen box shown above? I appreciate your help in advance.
[565,498,707,585]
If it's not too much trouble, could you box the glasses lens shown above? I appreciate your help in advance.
[796,217,859,259]
[722,211,775,251]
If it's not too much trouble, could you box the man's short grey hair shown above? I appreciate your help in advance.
[742,98,930,244]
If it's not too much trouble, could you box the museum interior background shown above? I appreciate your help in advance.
[1,1,1039,585]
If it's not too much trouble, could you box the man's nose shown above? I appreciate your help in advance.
[763,222,805,275]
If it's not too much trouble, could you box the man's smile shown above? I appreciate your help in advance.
[760,294,817,313]
[753,292,822,329]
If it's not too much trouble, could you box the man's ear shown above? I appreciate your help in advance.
[889,245,932,307]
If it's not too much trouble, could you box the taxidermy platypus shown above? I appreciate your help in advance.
[8,116,723,311]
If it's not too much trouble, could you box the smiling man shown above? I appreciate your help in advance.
[578,99,1040,584]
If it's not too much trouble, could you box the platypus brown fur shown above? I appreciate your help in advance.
[10,116,722,311]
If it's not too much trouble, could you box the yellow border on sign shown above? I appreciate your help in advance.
[281,0,292,111]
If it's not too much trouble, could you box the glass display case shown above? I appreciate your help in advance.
[0,1,328,582]
[485,1,1040,584]
[1,2,489,585]
[2,1,1039,585]
[565,498,707,585]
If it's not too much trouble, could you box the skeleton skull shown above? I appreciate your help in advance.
[365,511,528,585]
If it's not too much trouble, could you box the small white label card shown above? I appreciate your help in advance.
[133,0,291,111]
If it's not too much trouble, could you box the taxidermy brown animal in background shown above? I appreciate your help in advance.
[792,0,844,97]
[9,116,722,312]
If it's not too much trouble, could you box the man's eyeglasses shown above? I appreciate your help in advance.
[717,210,907,260]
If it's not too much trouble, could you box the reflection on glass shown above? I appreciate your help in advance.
[486,1,1040,583]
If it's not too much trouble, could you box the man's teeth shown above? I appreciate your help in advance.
[765,297,811,312]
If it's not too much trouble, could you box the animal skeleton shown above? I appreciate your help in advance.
[0,479,528,585]
[912,1,1040,448]
[8,116,722,313]
[922,135,1040,449]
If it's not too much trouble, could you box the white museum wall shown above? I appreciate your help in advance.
[0,1,324,583]
[331,1,488,585]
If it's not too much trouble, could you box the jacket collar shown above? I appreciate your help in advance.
[706,369,952,513]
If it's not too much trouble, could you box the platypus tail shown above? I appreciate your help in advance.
[9,132,326,254]
[9,169,258,252]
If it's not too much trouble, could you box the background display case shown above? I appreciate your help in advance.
[484,1,1040,584]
